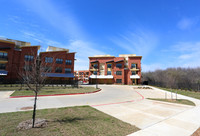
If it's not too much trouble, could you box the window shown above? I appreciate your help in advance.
[55,67,62,73]
[131,71,136,75]
[24,65,32,71]
[116,71,122,75]
[0,52,8,59]
[116,79,122,83]
[45,57,53,63]
[116,63,122,68]
[107,71,112,75]
[93,64,98,69]
[56,58,63,64]
[107,63,112,68]
[24,55,34,61]
[44,66,52,72]
[0,64,6,70]
[65,68,71,73]
[66,60,72,65]
[131,63,137,69]
[93,71,97,75]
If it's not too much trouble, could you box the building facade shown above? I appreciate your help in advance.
[74,70,89,83]
[0,38,75,83]
[88,54,142,85]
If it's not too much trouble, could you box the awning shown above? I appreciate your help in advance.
[89,75,113,79]
[45,73,75,78]
[0,70,8,76]
[115,60,124,63]
[91,60,98,63]
[130,74,140,79]
[106,60,114,63]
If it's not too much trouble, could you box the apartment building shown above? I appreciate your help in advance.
[74,70,89,83]
[0,38,75,83]
[88,54,142,85]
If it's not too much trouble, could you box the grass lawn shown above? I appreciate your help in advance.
[147,98,196,106]
[10,87,99,96]
[0,106,139,136]
[155,86,200,100]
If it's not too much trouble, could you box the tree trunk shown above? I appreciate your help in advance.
[32,92,38,128]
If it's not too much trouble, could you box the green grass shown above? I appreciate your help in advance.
[0,106,140,136]
[147,98,196,106]
[10,87,99,96]
[155,86,200,100]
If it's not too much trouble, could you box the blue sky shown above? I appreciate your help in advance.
[1,0,200,71]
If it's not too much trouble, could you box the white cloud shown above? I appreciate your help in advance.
[177,17,198,30]
[170,41,200,68]
[111,29,158,58]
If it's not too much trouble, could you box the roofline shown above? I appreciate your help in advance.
[128,56,142,58]
[88,56,115,58]
[21,45,41,50]
[0,39,15,44]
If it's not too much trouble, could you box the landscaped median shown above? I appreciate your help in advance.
[9,87,101,98]
[0,106,140,136]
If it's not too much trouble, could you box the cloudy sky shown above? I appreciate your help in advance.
[1,0,200,71]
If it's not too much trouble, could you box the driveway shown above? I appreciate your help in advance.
[0,85,199,136]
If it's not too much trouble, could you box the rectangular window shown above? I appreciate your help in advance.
[107,63,112,68]
[116,79,122,83]
[45,57,53,63]
[65,68,71,73]
[116,63,122,68]
[0,52,8,59]
[55,67,62,73]
[44,66,52,72]
[131,71,136,75]
[116,71,122,75]
[131,63,137,69]
[107,71,112,75]
[66,60,72,65]
[93,64,98,69]
[56,58,63,64]
[24,55,34,61]
[0,63,6,70]
[93,71,97,75]
[24,65,32,71]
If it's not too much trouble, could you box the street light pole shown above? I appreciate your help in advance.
[96,59,98,89]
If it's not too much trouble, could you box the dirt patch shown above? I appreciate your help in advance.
[192,127,200,136]
[20,106,33,110]
[133,86,152,89]
[17,118,48,130]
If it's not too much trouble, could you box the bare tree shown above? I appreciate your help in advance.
[18,53,53,128]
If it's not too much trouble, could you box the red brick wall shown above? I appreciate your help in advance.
[40,51,75,74]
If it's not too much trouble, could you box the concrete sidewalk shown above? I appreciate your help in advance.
[127,87,200,136]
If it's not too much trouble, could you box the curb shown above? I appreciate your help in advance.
[91,91,144,107]
[10,89,101,98]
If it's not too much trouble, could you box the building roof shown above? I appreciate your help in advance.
[46,46,69,52]
[44,73,75,78]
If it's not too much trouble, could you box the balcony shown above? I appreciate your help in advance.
[130,68,139,71]
[90,75,113,79]
[130,74,140,79]
[90,68,98,71]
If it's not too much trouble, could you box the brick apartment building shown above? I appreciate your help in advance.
[74,70,89,83]
[0,38,75,83]
[89,54,142,85]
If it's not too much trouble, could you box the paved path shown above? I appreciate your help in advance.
[0,85,199,136]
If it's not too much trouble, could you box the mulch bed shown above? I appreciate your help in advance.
[192,127,200,136]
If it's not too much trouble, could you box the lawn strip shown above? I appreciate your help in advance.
[0,106,139,136]
[10,87,99,97]
[147,98,195,106]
